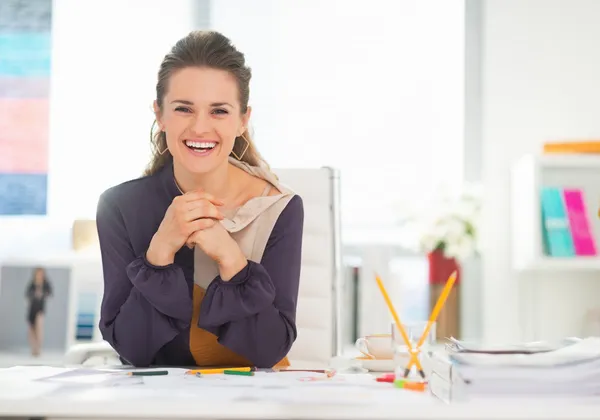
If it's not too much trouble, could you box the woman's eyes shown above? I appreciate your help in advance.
[174,107,228,115]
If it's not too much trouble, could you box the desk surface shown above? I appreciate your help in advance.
[1,366,600,420]
[2,395,600,420]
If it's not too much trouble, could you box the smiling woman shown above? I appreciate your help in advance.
[145,33,266,180]
[153,67,252,179]
[95,31,304,369]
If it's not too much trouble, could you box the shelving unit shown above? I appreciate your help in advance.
[510,154,600,272]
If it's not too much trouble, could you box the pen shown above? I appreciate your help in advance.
[127,370,169,376]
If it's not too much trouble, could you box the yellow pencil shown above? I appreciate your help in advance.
[374,274,426,378]
[375,270,457,379]
[403,270,457,376]
[416,270,457,350]
[186,367,252,375]
[402,270,457,378]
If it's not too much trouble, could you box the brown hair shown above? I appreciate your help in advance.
[144,31,268,176]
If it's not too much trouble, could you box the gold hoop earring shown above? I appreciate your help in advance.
[150,120,157,141]
[231,133,250,161]
[151,120,168,155]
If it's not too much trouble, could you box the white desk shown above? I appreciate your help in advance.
[1,366,599,420]
[1,382,600,419]
[2,396,600,420]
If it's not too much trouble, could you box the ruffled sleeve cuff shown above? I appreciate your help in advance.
[125,255,192,322]
[197,261,276,328]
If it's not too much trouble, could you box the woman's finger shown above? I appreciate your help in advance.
[185,219,217,248]
[183,203,224,221]
[190,218,217,232]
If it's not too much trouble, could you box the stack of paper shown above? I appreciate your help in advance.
[430,337,600,400]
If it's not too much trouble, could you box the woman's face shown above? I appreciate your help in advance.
[34,269,44,285]
[155,66,251,175]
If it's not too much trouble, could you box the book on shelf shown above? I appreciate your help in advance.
[540,187,597,257]
[543,141,600,154]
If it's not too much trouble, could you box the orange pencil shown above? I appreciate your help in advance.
[418,270,457,350]
[374,274,426,378]
[404,270,457,378]
[375,270,457,379]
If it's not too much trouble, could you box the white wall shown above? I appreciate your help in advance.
[480,0,600,343]
[211,0,467,341]
[0,0,195,263]
[211,0,465,234]
[48,0,195,220]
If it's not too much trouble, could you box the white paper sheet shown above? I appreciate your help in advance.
[0,366,71,400]
[0,367,433,406]
[69,370,431,405]
[0,365,75,381]
[30,366,137,387]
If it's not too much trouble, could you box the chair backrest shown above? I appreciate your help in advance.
[273,167,343,365]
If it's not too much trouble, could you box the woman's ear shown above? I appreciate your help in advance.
[153,100,163,131]
[240,105,252,135]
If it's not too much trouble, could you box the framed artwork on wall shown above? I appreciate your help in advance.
[0,0,52,215]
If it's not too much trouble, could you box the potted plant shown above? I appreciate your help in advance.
[397,184,482,340]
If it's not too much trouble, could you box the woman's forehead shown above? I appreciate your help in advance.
[166,67,239,105]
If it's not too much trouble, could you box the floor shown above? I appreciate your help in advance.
[0,347,63,368]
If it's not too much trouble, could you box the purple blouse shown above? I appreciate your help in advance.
[95,160,304,367]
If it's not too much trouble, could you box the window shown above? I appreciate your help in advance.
[211,0,465,242]
[47,0,196,220]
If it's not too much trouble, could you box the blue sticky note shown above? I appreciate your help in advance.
[0,172,47,215]
[0,33,51,77]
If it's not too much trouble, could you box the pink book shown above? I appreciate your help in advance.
[563,188,597,256]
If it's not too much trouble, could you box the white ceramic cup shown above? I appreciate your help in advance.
[354,334,394,359]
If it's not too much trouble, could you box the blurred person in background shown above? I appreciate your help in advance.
[25,267,53,356]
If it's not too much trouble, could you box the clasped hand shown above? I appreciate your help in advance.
[147,190,242,267]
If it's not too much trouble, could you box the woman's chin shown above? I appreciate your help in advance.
[178,152,226,174]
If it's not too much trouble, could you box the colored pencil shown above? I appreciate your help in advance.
[417,270,458,349]
[127,370,169,376]
[224,370,254,376]
[374,273,426,378]
[186,367,252,375]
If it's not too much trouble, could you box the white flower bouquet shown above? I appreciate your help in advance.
[396,184,482,262]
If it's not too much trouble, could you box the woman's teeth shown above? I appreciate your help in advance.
[185,140,216,150]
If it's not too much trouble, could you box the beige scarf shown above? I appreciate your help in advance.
[194,158,296,288]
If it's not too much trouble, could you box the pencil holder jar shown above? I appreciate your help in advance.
[391,321,436,379]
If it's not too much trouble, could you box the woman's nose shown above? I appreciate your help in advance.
[190,112,211,135]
